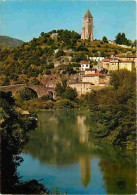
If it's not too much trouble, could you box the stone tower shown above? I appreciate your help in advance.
[81,10,93,41]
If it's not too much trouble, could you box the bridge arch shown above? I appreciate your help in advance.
[15,87,38,100]
[0,84,55,98]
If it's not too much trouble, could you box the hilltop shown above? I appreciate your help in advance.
[0,29,135,86]
[0,35,24,50]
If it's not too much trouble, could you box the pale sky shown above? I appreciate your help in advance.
[0,0,136,42]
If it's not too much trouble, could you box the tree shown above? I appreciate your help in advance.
[88,70,136,149]
[0,91,48,193]
[63,87,77,101]
[40,32,45,36]
[115,33,129,45]
[29,77,40,85]
[55,79,77,101]
[18,87,38,101]
[55,49,66,58]
[55,79,67,97]
[102,36,108,43]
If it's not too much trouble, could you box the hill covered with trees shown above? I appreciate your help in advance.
[0,35,24,50]
[0,30,136,86]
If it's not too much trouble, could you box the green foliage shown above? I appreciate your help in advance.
[55,49,66,58]
[66,65,77,75]
[29,77,40,85]
[54,99,77,109]
[15,180,49,194]
[0,35,23,50]
[76,44,89,52]
[0,30,135,86]
[0,75,10,86]
[40,92,53,101]
[71,53,87,62]
[63,87,77,101]
[55,79,77,101]
[44,69,51,75]
[0,91,48,193]
[17,87,38,101]
[115,33,131,46]
[55,79,67,96]
[102,36,108,43]
[88,70,136,149]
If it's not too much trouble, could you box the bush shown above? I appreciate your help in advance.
[43,100,54,109]
[18,88,38,101]
[40,93,53,101]
[63,87,77,101]
[45,69,51,75]
[54,99,77,109]
[29,77,40,85]
[55,49,66,58]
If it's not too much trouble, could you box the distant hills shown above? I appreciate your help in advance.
[0,35,24,50]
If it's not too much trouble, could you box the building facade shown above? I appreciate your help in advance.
[69,82,94,95]
[80,61,91,71]
[81,10,93,41]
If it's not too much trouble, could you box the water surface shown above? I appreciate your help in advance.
[18,110,136,194]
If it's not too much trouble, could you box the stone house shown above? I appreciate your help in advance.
[69,82,94,95]
[102,59,110,70]
[109,60,135,71]
[115,54,137,68]
[82,73,108,86]
[84,68,97,75]
[109,60,119,71]
[119,60,135,71]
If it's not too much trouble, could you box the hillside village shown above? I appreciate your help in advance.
[0,10,136,96]
[69,52,136,95]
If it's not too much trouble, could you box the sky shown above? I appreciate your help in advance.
[0,0,136,42]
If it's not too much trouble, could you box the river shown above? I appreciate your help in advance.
[18,110,136,194]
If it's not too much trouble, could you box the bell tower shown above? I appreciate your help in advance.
[81,10,93,41]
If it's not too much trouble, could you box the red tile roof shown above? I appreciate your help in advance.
[99,81,107,84]
[103,59,110,62]
[80,61,90,64]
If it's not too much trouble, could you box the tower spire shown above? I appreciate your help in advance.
[81,10,93,41]
[84,10,93,18]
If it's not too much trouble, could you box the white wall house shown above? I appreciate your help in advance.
[80,61,90,71]
[89,57,104,62]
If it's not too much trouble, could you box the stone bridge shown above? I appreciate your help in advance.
[0,84,55,98]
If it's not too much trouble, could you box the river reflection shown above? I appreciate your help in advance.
[18,111,136,194]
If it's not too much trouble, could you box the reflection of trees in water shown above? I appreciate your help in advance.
[24,111,93,165]
[24,111,136,193]
[95,145,136,194]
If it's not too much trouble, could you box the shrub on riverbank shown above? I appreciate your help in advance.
[0,91,48,193]
[16,97,78,112]
[54,99,78,109]
[87,70,136,150]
